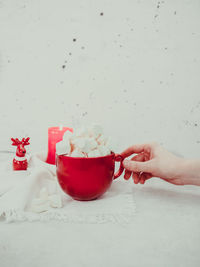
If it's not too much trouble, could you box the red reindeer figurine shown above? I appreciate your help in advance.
[11,137,30,171]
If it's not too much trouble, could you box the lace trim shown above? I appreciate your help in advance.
[0,193,136,224]
[0,210,136,224]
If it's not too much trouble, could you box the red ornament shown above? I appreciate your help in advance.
[11,137,30,171]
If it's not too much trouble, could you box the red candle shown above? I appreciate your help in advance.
[46,126,73,165]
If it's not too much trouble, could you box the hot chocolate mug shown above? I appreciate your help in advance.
[56,153,124,201]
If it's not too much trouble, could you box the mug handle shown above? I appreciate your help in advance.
[114,154,124,179]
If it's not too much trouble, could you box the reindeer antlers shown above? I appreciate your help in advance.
[11,138,21,146]
[22,137,30,146]
[11,137,30,146]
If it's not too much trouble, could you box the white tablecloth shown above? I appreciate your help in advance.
[1,174,200,267]
[0,152,136,223]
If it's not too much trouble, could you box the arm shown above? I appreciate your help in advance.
[179,159,200,186]
[121,143,200,186]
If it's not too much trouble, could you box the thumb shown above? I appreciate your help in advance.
[123,159,152,173]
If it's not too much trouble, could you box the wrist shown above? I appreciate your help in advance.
[178,158,200,186]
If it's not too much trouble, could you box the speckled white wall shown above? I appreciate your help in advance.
[0,0,200,157]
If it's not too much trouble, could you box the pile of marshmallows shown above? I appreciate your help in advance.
[56,125,112,157]
[31,187,62,213]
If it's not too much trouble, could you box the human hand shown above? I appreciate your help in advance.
[121,143,188,185]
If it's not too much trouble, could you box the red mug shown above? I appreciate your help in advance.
[56,153,124,201]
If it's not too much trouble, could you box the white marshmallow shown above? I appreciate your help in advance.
[71,148,85,157]
[88,124,103,138]
[72,137,86,149]
[88,137,98,150]
[80,140,91,153]
[56,140,71,155]
[81,138,98,153]
[48,194,62,208]
[31,202,50,213]
[76,127,90,137]
[96,135,107,145]
[63,130,73,141]
[71,137,93,154]
[88,149,101,158]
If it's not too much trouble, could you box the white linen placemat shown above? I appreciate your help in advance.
[0,152,136,224]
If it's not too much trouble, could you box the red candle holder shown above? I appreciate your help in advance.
[46,127,73,165]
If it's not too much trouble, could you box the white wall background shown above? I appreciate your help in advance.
[0,0,200,157]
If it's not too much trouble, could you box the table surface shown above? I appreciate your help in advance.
[1,177,200,267]
[0,0,200,265]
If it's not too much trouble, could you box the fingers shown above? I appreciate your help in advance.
[132,172,139,184]
[123,159,152,173]
[131,154,146,184]
[144,173,153,180]
[121,144,150,158]
[124,153,146,180]
[122,151,154,184]
[124,169,131,180]
[139,173,146,184]
[131,172,152,184]
[144,152,150,161]
[140,173,153,184]
[133,172,145,184]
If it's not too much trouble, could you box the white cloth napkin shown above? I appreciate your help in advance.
[0,152,136,223]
